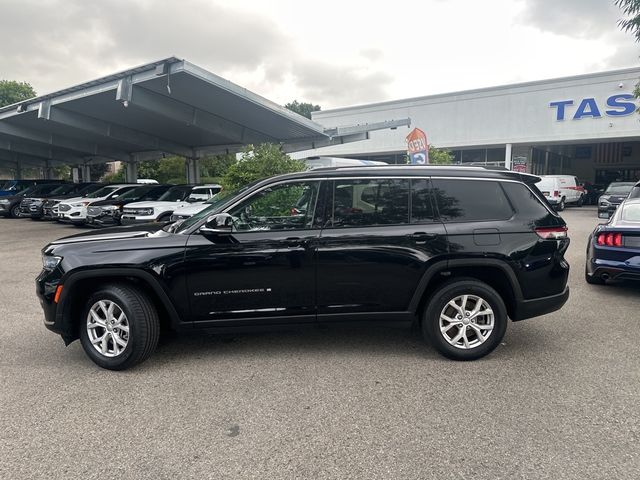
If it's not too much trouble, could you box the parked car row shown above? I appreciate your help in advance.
[0,181,222,227]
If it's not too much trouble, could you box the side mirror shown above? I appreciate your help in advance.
[200,213,233,236]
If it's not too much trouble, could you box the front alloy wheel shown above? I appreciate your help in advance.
[79,284,159,370]
[86,300,130,357]
[423,279,507,360]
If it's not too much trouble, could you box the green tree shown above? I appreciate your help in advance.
[0,80,36,108]
[222,143,305,190]
[284,100,321,119]
[616,0,640,41]
[428,146,454,165]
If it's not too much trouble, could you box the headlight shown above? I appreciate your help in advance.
[42,255,62,270]
[0,199,9,204]
[140,208,154,216]
[71,201,91,207]
[102,205,120,211]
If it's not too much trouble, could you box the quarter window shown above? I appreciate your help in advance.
[227,181,320,232]
[328,178,409,227]
[431,179,513,222]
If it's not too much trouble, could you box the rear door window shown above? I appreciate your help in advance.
[329,178,409,227]
[410,178,437,223]
[431,179,513,222]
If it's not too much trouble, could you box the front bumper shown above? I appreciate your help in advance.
[86,213,121,227]
[511,286,570,321]
[598,204,620,218]
[36,269,63,334]
[121,216,156,225]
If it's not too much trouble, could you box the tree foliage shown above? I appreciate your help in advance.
[0,80,36,108]
[427,146,454,165]
[222,143,306,190]
[284,100,321,119]
[616,0,640,41]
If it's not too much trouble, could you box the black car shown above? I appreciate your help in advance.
[41,183,105,220]
[37,166,570,370]
[586,198,640,284]
[598,182,636,218]
[19,183,97,219]
[86,184,173,227]
[0,183,67,219]
[628,180,640,200]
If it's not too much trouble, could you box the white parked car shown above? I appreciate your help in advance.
[121,184,221,224]
[537,175,585,211]
[57,184,141,225]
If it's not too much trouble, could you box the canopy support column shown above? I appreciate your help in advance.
[504,143,512,170]
[125,160,138,183]
[185,157,201,184]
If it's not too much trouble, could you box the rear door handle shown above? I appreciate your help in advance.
[410,232,438,244]
[285,237,304,247]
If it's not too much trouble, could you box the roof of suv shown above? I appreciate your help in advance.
[276,165,540,184]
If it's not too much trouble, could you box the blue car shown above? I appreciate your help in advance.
[586,198,640,284]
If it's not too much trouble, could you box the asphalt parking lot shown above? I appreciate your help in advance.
[0,207,639,480]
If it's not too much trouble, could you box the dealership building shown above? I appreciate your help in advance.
[296,67,640,184]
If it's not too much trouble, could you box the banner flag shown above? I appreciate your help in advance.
[406,128,428,165]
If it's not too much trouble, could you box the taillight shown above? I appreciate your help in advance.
[596,232,623,247]
[553,190,560,197]
[535,226,568,239]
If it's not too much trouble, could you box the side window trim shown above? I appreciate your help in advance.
[410,176,438,224]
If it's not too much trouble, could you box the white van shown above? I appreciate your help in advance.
[537,175,585,211]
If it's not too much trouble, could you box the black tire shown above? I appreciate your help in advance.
[79,283,160,370]
[584,264,605,285]
[9,204,20,218]
[422,278,507,361]
[557,198,565,211]
[577,195,584,207]
[156,212,172,222]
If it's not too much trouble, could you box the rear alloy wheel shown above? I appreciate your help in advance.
[423,279,507,360]
[79,284,159,370]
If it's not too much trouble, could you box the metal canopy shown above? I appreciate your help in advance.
[0,57,410,180]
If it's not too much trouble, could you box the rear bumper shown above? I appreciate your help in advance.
[590,259,640,282]
[511,286,570,321]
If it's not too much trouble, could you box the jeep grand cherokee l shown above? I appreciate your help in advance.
[37,166,570,370]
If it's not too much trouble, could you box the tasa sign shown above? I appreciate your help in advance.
[406,128,428,164]
[549,94,637,121]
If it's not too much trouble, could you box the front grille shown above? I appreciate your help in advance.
[20,199,33,207]
[87,206,102,216]
[58,204,71,212]
[123,208,152,216]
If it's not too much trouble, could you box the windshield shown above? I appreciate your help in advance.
[30,184,63,196]
[18,185,37,197]
[168,181,261,234]
[1,180,16,190]
[117,185,153,200]
[49,184,75,195]
[77,184,103,196]
[605,183,635,195]
[86,185,121,199]
[158,186,191,202]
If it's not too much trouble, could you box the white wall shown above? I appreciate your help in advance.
[293,67,640,159]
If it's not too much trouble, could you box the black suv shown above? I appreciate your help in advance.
[37,166,570,370]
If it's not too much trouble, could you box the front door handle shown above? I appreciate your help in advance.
[410,232,438,244]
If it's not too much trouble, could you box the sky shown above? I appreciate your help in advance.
[0,0,638,110]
